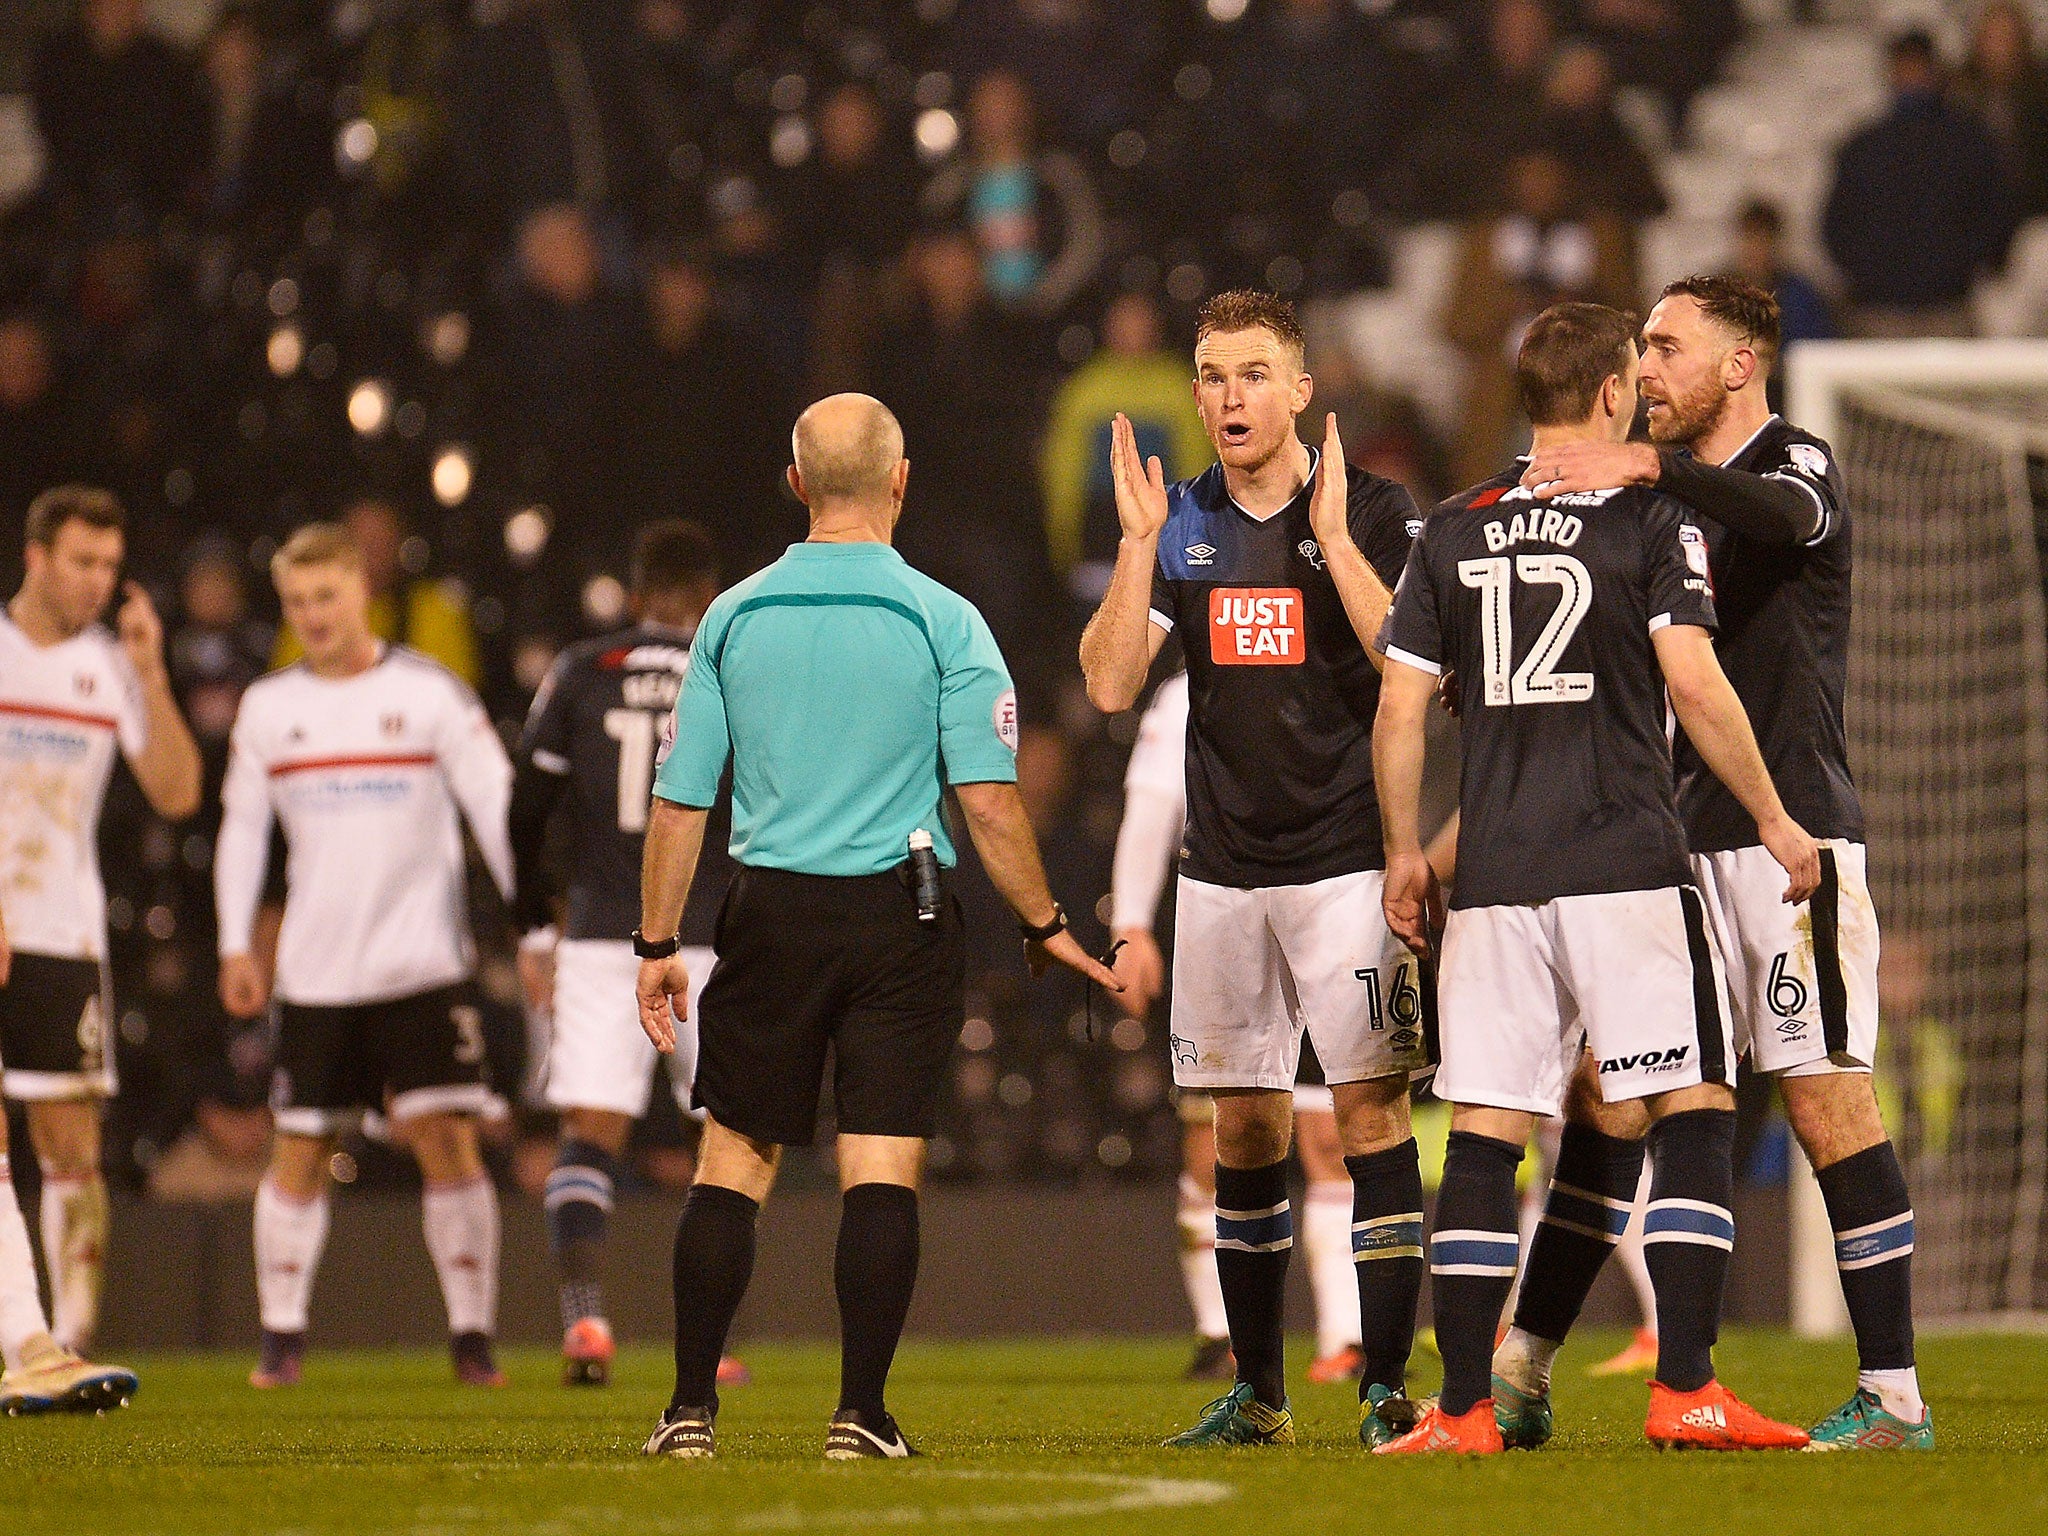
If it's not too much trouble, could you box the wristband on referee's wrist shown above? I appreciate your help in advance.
[1019,904,1068,944]
[632,928,682,960]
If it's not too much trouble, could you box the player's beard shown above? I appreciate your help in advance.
[1646,372,1728,450]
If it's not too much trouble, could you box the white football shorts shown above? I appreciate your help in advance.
[1169,870,1433,1091]
[544,939,714,1119]
[1692,840,1878,1078]
[1435,884,1735,1115]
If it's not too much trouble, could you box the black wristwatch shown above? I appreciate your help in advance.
[632,928,683,960]
[1019,904,1068,945]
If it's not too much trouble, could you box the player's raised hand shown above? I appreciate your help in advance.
[637,953,689,1053]
[1383,848,1440,958]
[1760,813,1822,905]
[1309,414,1351,550]
[1110,927,1165,1019]
[1108,412,1169,541]
[219,954,270,1018]
[1522,440,1659,500]
[115,581,167,674]
[1030,927,1125,992]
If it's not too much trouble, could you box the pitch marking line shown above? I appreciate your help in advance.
[731,1469,1237,1529]
[381,1469,1234,1535]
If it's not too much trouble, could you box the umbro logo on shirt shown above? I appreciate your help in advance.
[1184,543,1216,565]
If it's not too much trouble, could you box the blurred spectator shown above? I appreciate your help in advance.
[0,310,78,588]
[1207,0,1405,293]
[621,245,795,576]
[1309,341,1450,511]
[170,536,273,766]
[29,0,208,234]
[946,0,1165,151]
[921,71,1104,322]
[1823,30,2017,337]
[197,5,329,230]
[781,80,919,395]
[1407,0,1556,217]
[1038,289,1208,599]
[1728,199,1834,410]
[1954,1,2048,221]
[875,230,1057,687]
[446,0,657,246]
[1443,145,1637,485]
[1542,39,1667,218]
[1571,0,1744,136]
[272,497,479,682]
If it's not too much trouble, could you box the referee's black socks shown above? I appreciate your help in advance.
[1213,1159,1292,1408]
[1642,1108,1738,1393]
[1512,1123,1646,1347]
[669,1183,759,1414]
[1430,1131,1524,1417]
[835,1182,921,1421]
[1346,1141,1424,1400]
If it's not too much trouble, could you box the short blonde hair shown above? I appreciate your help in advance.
[270,522,363,584]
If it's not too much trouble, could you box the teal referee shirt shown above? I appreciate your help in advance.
[652,542,1019,876]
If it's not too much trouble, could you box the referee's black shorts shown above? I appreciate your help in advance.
[692,864,964,1146]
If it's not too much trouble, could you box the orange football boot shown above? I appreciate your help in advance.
[1374,1400,1506,1455]
[1646,1379,1811,1450]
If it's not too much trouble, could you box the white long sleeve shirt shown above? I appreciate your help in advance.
[0,613,147,961]
[1109,672,1188,933]
[215,646,513,1006]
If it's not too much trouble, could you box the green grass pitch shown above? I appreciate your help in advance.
[7,1330,2047,1533]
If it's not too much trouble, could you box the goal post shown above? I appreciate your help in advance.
[1783,340,2048,1332]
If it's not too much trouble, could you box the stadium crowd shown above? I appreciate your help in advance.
[0,0,2028,1202]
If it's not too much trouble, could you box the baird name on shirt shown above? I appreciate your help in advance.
[1484,509,1584,552]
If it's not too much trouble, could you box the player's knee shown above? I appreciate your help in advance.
[1783,1071,1886,1168]
[561,1108,631,1157]
[1213,1098,1293,1168]
[405,1112,483,1181]
[26,1101,101,1176]
[268,1134,333,1198]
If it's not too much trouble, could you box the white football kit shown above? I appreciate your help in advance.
[215,646,514,1007]
[0,613,146,963]
[1110,672,1424,1099]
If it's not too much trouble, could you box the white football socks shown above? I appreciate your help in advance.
[0,1159,53,1370]
[1303,1179,1362,1358]
[1860,1366,1925,1422]
[1176,1174,1228,1340]
[38,1172,107,1352]
[254,1177,330,1334]
[1494,1325,1563,1395]
[423,1176,500,1337]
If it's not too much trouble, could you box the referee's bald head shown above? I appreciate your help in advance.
[790,394,906,507]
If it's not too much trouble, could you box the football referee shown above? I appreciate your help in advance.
[634,394,1119,1462]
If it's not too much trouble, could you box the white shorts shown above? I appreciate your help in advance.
[1169,870,1432,1091]
[1692,841,1878,1078]
[543,939,714,1119]
[1435,885,1735,1116]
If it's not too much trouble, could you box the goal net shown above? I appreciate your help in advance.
[1788,341,2048,1330]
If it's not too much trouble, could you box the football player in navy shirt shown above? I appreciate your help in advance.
[1082,291,1432,1449]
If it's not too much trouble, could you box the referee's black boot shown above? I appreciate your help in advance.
[824,1407,918,1460]
[644,1404,716,1459]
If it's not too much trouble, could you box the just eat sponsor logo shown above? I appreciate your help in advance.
[1210,588,1303,665]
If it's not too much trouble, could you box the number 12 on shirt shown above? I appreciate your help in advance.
[1457,554,1595,707]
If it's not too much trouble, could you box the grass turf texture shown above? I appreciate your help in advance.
[7,1331,2046,1533]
